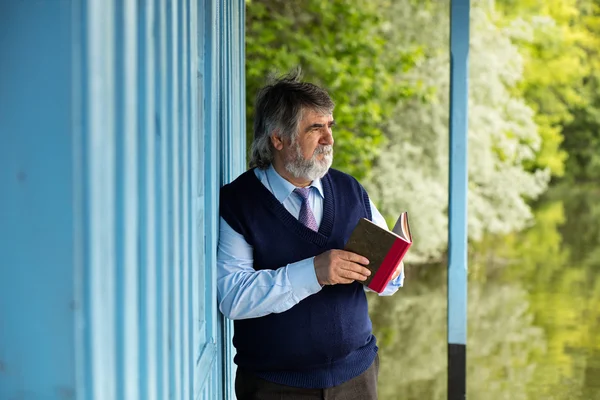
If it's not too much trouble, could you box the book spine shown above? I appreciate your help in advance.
[368,239,409,293]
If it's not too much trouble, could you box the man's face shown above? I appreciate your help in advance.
[283,109,335,181]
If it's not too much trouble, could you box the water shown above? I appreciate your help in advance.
[370,185,600,400]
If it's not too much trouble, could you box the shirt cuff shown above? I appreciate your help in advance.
[287,257,322,301]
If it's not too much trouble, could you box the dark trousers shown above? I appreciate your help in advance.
[235,355,379,400]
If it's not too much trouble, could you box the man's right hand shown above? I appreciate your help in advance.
[313,249,371,286]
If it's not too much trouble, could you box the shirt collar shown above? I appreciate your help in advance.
[266,164,325,203]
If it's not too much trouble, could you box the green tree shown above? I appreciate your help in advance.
[562,0,600,183]
[562,77,600,182]
[497,0,600,181]
[365,0,550,262]
[245,0,421,179]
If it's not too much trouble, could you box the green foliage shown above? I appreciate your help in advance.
[365,0,550,262]
[245,0,421,180]
[562,71,600,181]
[496,0,600,180]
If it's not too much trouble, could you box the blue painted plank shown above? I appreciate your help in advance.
[192,0,205,385]
[114,1,141,399]
[155,0,171,398]
[0,3,77,398]
[165,0,183,398]
[85,1,119,399]
[180,0,192,397]
[205,0,221,359]
[136,1,158,399]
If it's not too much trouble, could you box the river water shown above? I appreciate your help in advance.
[371,184,600,400]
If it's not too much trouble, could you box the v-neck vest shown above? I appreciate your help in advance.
[220,168,376,389]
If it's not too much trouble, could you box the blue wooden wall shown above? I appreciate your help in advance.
[0,0,244,399]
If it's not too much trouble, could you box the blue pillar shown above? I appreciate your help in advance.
[448,0,470,399]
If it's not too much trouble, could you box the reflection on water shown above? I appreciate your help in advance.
[370,185,600,400]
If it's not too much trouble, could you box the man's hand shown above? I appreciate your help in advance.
[313,249,371,286]
[390,261,404,281]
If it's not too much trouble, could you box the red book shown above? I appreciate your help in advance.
[344,212,412,293]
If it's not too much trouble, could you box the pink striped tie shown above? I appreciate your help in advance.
[294,187,318,232]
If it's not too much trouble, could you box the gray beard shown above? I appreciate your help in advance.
[284,141,333,182]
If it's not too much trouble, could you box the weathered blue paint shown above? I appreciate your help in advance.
[448,0,470,398]
[0,0,243,399]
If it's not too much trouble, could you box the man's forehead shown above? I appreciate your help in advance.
[301,109,333,122]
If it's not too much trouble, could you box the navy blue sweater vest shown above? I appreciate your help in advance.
[219,168,378,389]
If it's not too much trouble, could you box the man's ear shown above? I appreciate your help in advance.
[270,131,284,151]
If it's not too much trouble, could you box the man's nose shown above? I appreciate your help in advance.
[321,128,334,146]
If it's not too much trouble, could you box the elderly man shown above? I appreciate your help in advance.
[217,71,404,399]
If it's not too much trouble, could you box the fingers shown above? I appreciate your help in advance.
[338,266,370,282]
[339,262,371,281]
[331,251,370,283]
[336,250,369,266]
[314,249,372,286]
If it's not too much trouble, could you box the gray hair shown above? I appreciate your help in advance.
[249,69,335,169]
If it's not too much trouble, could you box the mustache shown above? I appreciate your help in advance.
[314,145,333,155]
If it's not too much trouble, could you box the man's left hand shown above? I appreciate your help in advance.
[391,261,404,281]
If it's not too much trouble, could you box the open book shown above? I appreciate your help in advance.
[344,212,412,293]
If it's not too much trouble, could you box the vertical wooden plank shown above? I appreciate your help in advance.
[114,0,140,398]
[192,0,204,385]
[72,0,88,398]
[448,0,470,399]
[187,0,199,398]
[123,0,140,396]
[219,1,237,398]
[0,2,77,398]
[233,0,246,170]
[87,0,117,399]
[180,0,192,398]
[193,0,220,395]
[167,0,182,397]
[197,0,207,354]
[155,0,170,398]
[206,9,221,396]
[219,0,231,182]
[137,0,158,399]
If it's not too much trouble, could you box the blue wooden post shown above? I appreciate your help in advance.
[448,0,470,399]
